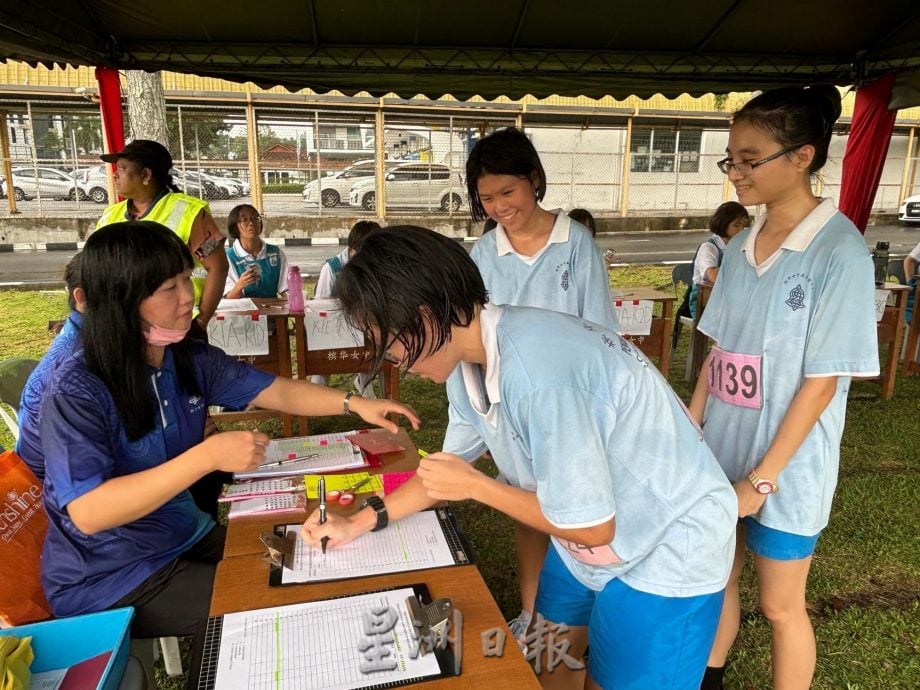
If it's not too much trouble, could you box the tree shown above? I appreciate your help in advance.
[124,71,169,145]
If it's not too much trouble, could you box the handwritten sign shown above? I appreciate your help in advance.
[614,299,654,336]
[208,313,269,355]
[874,289,890,322]
[305,299,364,351]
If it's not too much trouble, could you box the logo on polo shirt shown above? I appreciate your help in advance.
[554,261,571,291]
[188,394,205,414]
[785,284,806,311]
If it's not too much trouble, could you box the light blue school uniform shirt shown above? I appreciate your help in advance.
[698,198,879,536]
[470,212,619,332]
[443,304,736,598]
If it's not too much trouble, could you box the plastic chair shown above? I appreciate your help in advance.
[0,358,38,441]
[669,263,694,351]
[887,258,907,285]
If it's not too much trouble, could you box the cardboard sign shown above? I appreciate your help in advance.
[208,313,270,355]
[304,299,364,351]
[613,299,654,336]
[874,289,890,322]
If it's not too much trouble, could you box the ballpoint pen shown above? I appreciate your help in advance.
[259,453,320,468]
[318,475,328,555]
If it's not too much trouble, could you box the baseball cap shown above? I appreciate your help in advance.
[100,139,172,173]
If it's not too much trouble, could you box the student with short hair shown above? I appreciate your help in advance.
[465,127,620,643]
[314,220,381,300]
[302,226,737,690]
[687,201,750,318]
[38,221,418,639]
[567,208,597,238]
[690,86,879,690]
[223,204,289,298]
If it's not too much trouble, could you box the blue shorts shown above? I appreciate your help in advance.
[534,546,724,690]
[742,517,820,561]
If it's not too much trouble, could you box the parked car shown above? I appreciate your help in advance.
[898,194,920,224]
[348,162,465,212]
[0,166,88,201]
[79,165,110,204]
[303,159,378,207]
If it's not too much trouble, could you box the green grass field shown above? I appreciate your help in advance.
[1,269,918,689]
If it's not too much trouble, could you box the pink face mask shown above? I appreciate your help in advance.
[144,323,190,346]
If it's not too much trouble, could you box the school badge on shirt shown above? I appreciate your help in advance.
[782,273,814,312]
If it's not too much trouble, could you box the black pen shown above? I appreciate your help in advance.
[318,475,328,554]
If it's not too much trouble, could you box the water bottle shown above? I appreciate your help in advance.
[872,241,889,288]
[287,265,305,312]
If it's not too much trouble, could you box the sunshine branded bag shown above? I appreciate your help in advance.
[0,450,51,627]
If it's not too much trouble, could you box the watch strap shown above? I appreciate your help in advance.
[360,495,388,531]
[748,470,779,494]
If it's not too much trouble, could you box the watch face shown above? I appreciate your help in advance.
[755,481,773,494]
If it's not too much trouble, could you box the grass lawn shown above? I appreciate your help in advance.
[1,268,918,689]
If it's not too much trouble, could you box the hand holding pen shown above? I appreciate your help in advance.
[318,475,329,554]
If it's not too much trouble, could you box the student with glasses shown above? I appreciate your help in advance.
[690,86,879,690]
[224,203,290,299]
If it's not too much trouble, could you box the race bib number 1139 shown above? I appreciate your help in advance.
[708,346,762,409]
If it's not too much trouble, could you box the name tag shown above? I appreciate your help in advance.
[556,537,621,566]
[708,346,762,409]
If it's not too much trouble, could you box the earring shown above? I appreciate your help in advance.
[143,179,149,186]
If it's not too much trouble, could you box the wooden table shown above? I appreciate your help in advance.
[205,556,540,689]
[209,298,305,436]
[872,283,909,399]
[901,280,920,377]
[223,428,421,558]
[687,282,715,384]
[615,286,677,377]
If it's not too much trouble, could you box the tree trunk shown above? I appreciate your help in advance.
[124,71,169,146]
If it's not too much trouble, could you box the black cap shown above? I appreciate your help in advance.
[100,139,172,174]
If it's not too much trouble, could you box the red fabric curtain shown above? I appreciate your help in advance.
[94,67,124,158]
[838,72,897,234]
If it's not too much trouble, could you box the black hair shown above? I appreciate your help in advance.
[63,251,81,311]
[465,127,547,222]
[709,201,750,238]
[227,203,260,240]
[334,225,488,374]
[482,218,497,234]
[733,85,842,174]
[81,221,201,441]
[568,208,596,237]
[348,220,382,252]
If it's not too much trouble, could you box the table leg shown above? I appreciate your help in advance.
[292,315,310,435]
[881,291,907,399]
[659,300,673,378]
[275,315,294,436]
[903,283,920,377]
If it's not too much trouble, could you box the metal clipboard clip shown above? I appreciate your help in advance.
[260,531,296,569]
[405,595,454,656]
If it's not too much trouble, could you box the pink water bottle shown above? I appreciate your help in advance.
[287,265,305,312]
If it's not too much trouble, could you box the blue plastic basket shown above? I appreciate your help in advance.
[0,607,133,690]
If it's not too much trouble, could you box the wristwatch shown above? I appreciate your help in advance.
[748,470,779,495]
[360,495,389,531]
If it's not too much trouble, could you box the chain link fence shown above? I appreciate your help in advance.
[1,96,918,221]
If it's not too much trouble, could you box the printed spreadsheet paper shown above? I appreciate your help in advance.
[235,432,366,479]
[214,588,441,690]
[280,511,456,584]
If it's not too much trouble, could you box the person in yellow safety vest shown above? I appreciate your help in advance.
[95,140,229,331]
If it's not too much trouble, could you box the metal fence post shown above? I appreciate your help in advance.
[375,101,386,220]
[0,111,18,213]
[314,110,322,218]
[619,115,633,217]
[899,126,916,206]
[245,90,263,214]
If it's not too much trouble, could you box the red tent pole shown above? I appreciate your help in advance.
[94,67,124,203]
[838,72,898,234]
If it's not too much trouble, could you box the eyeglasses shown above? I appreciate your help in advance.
[716,145,803,175]
[238,216,262,225]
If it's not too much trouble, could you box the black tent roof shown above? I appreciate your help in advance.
[2,1,920,100]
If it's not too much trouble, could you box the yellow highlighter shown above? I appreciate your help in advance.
[417,449,429,458]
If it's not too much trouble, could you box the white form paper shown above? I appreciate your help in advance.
[280,511,456,584]
[235,432,366,480]
[214,587,441,690]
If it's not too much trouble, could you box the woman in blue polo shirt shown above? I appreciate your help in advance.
[690,86,878,690]
[302,226,737,690]
[39,221,418,638]
[224,203,289,298]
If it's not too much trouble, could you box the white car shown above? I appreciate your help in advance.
[348,162,465,212]
[898,194,920,224]
[0,166,89,201]
[303,159,377,207]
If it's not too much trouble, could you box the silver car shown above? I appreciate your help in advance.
[348,162,465,212]
[1,166,88,201]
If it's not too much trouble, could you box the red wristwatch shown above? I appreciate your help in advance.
[748,471,779,495]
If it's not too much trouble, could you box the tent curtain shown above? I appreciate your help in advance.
[838,72,898,234]
[94,67,124,160]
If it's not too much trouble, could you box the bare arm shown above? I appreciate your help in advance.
[689,350,713,425]
[905,254,918,281]
[704,266,720,283]
[251,376,420,433]
[67,430,268,535]
[190,210,228,324]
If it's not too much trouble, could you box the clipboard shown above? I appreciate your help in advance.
[196,583,459,690]
[268,506,475,587]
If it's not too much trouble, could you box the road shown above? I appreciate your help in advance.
[1,224,918,286]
